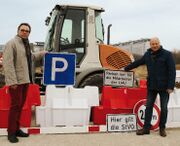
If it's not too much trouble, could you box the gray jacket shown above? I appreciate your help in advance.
[3,35,44,86]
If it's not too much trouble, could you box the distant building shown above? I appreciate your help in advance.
[114,38,150,56]
[32,42,44,52]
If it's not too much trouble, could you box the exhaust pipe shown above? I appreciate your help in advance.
[107,24,112,45]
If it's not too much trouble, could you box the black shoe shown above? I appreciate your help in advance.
[136,128,150,135]
[16,129,29,137]
[8,134,19,143]
[159,128,167,137]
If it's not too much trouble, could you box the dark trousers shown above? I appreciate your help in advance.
[8,84,29,135]
[144,89,169,130]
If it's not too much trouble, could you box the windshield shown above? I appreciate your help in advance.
[59,9,86,64]
[44,10,58,51]
[95,11,104,42]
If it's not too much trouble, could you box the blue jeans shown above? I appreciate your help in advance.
[144,89,169,130]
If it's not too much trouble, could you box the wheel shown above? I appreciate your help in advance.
[34,73,45,95]
[78,73,103,122]
[78,73,103,93]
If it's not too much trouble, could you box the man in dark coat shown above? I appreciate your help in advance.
[125,37,176,137]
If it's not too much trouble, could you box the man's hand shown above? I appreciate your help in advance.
[41,50,48,55]
[167,89,173,94]
[120,67,125,71]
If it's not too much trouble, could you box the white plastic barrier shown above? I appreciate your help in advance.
[52,98,89,126]
[155,89,180,123]
[176,70,180,82]
[36,107,52,127]
[168,89,180,107]
[36,85,99,127]
[168,89,180,122]
[45,85,69,107]
[45,85,99,107]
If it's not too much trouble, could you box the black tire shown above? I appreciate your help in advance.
[78,73,103,93]
[78,73,103,122]
[34,73,46,95]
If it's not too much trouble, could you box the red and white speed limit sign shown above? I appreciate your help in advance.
[133,99,160,130]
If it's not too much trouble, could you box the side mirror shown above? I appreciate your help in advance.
[45,17,50,26]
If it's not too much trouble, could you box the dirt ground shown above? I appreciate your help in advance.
[0,128,180,146]
[133,64,180,80]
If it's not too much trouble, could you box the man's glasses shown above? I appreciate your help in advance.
[20,29,30,33]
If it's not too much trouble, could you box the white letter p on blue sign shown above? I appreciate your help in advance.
[51,57,68,81]
[43,53,76,85]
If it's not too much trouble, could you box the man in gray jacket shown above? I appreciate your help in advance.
[3,23,45,143]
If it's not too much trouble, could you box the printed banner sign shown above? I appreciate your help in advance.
[104,70,134,87]
[107,114,137,132]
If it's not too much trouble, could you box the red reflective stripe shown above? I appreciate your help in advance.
[88,126,100,132]
[28,128,40,134]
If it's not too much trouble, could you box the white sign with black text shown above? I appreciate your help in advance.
[104,70,134,87]
[107,114,137,132]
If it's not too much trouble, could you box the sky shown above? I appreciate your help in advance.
[0,0,180,50]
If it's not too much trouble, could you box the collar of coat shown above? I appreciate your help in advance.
[147,46,163,55]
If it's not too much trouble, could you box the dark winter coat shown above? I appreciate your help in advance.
[125,46,176,90]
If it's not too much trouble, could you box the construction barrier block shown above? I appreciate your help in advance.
[172,107,180,122]
[0,107,31,128]
[35,106,52,127]
[19,108,32,127]
[36,85,99,127]
[0,84,40,128]
[101,86,127,108]
[0,84,41,109]
[126,88,147,109]
[70,86,99,107]
[0,86,30,110]
[167,108,173,122]
[167,89,180,123]
[88,125,100,132]
[92,106,132,125]
[168,89,180,108]
[45,85,99,107]
[36,97,91,127]
[167,107,180,123]
[52,98,90,126]
[139,79,147,88]
[100,86,147,109]
[0,86,11,109]
[36,106,90,127]
[26,84,41,106]
[28,128,40,134]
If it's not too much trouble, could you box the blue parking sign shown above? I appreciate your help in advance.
[43,53,76,85]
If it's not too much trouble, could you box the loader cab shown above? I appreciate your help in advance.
[44,5,104,66]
